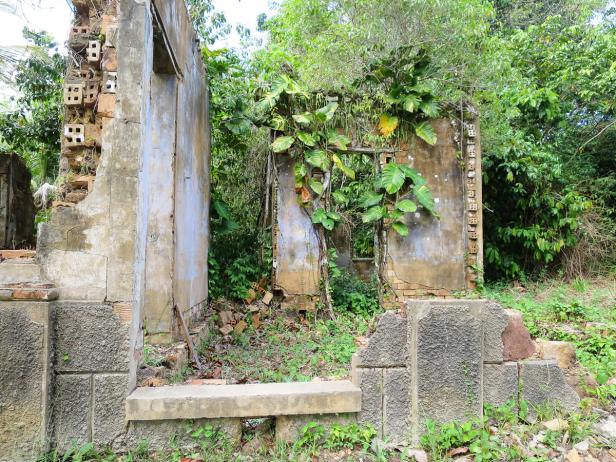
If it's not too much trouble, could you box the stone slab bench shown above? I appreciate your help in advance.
[126,380,361,421]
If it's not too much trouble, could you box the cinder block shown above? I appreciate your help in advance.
[409,300,483,432]
[54,303,130,373]
[353,368,383,436]
[125,418,242,451]
[64,124,85,147]
[87,40,101,62]
[483,363,518,408]
[383,368,410,444]
[275,413,356,443]
[93,374,129,446]
[64,83,83,105]
[83,81,99,105]
[103,72,117,93]
[0,301,52,461]
[519,360,579,417]
[355,311,407,367]
[54,374,91,451]
[483,302,509,363]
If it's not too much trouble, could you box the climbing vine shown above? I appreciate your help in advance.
[255,48,442,316]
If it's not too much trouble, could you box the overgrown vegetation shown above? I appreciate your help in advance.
[197,305,377,383]
[0,28,63,187]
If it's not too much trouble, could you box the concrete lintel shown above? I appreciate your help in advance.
[126,381,361,420]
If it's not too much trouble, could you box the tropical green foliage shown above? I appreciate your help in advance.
[0,28,63,187]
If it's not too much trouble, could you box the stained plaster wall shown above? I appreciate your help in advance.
[272,155,320,299]
[383,117,483,301]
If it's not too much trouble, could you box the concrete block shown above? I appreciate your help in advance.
[355,311,407,367]
[93,374,129,446]
[53,374,91,451]
[0,261,41,286]
[483,302,508,363]
[383,368,410,444]
[483,363,519,408]
[125,418,241,451]
[55,303,130,373]
[353,368,383,436]
[126,381,361,421]
[0,301,52,461]
[409,300,483,432]
[275,413,357,443]
[519,360,579,416]
[535,340,577,369]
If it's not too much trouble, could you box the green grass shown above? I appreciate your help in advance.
[484,277,616,400]
[197,311,377,383]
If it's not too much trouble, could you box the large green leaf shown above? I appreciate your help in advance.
[419,99,440,118]
[294,162,308,181]
[362,206,386,223]
[414,121,437,146]
[396,199,418,213]
[327,211,341,221]
[399,164,427,186]
[392,221,409,236]
[315,102,339,122]
[380,163,406,194]
[403,94,421,113]
[292,112,313,125]
[311,208,327,224]
[332,190,348,204]
[332,153,356,179]
[413,184,437,215]
[271,135,295,153]
[327,131,351,150]
[297,131,316,147]
[309,178,324,195]
[359,191,384,208]
[311,208,335,230]
[305,150,331,171]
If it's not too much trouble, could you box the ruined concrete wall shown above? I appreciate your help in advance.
[273,116,482,305]
[272,155,320,302]
[37,0,209,342]
[352,300,579,445]
[0,153,35,249]
[383,117,482,303]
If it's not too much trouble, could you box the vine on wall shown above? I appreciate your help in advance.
[256,49,441,316]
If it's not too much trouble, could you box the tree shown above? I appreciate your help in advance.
[0,28,64,187]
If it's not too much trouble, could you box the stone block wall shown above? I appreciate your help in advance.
[352,300,580,445]
[0,302,52,461]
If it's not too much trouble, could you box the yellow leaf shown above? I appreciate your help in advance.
[377,114,399,137]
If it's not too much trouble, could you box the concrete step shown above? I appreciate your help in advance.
[0,259,42,285]
[126,380,361,421]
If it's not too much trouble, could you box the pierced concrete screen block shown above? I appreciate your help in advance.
[70,26,90,37]
[103,71,117,93]
[87,40,101,62]
[64,83,84,106]
[64,124,85,147]
[83,81,99,105]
